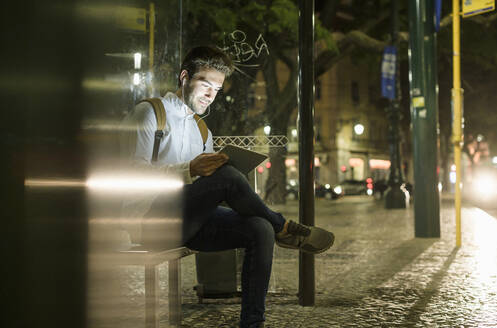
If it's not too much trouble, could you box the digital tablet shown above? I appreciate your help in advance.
[219,145,268,175]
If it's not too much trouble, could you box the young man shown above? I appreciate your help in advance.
[121,46,335,328]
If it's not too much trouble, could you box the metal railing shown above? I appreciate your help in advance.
[212,135,288,151]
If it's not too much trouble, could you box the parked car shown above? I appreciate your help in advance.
[315,183,340,199]
[286,181,340,200]
[333,179,374,196]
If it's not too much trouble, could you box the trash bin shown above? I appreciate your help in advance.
[194,249,244,301]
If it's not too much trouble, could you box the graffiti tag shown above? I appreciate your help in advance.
[220,30,269,67]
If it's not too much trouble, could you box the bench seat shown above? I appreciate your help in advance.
[102,246,196,328]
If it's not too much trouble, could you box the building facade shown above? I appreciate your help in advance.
[285,56,394,187]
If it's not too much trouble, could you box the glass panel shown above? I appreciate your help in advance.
[179,1,300,295]
[74,0,301,323]
[76,1,186,326]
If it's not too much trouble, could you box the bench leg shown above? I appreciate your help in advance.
[145,264,159,328]
[168,258,182,326]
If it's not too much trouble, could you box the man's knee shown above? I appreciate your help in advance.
[215,164,248,182]
[246,217,275,245]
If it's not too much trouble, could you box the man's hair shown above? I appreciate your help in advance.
[178,46,234,87]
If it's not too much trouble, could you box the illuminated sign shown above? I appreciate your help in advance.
[349,158,364,167]
[381,46,397,100]
[369,159,391,170]
[463,0,495,18]
[285,158,296,167]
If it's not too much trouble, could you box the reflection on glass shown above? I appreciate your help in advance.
[134,52,142,69]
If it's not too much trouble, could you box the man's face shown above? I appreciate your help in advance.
[183,67,225,115]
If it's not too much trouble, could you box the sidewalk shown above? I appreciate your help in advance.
[120,196,497,327]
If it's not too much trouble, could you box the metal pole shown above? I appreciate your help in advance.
[407,0,440,238]
[385,0,407,209]
[423,0,441,237]
[298,0,315,306]
[452,0,462,247]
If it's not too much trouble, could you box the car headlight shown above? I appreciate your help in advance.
[334,185,342,195]
[472,173,497,198]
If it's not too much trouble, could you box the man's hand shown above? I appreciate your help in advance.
[190,153,229,177]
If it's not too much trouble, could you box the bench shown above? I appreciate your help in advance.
[112,246,196,328]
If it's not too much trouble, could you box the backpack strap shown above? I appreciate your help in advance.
[138,98,209,161]
[194,114,208,150]
[138,98,166,163]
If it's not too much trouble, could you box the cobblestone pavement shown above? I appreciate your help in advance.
[96,195,497,327]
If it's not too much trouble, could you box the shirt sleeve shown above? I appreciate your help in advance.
[120,102,193,184]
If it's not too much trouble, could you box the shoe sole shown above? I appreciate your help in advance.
[276,231,335,254]
[275,241,300,250]
[301,231,335,254]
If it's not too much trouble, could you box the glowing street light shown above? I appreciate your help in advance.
[354,123,364,135]
[264,125,271,135]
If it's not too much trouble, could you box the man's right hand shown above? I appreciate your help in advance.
[190,153,229,177]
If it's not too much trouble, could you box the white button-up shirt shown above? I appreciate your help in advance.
[119,92,213,239]
[120,92,214,183]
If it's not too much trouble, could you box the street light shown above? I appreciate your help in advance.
[264,125,271,135]
[354,123,364,135]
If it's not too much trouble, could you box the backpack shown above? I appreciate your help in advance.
[138,98,209,162]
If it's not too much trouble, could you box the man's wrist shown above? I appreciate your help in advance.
[189,160,194,177]
[184,161,194,184]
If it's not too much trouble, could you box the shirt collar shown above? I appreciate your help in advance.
[164,92,195,118]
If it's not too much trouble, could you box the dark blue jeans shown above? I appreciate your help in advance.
[183,165,286,327]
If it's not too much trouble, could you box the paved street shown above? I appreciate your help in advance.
[100,195,497,327]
